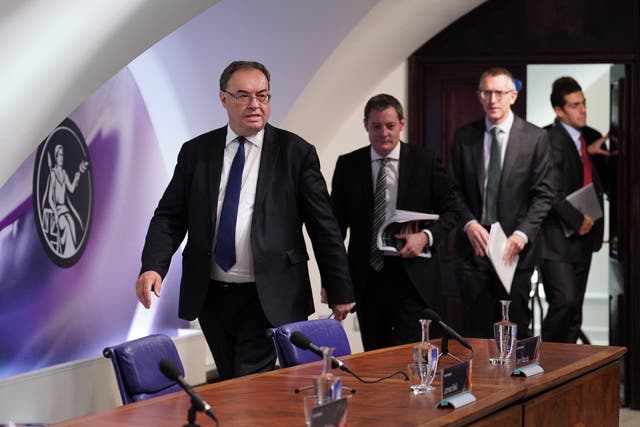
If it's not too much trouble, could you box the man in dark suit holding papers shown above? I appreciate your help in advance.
[450,67,554,340]
[331,94,460,351]
[540,76,610,343]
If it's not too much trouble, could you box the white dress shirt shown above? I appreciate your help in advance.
[211,126,263,282]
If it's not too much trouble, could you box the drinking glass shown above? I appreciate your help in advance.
[312,346,340,403]
[412,318,439,386]
[407,362,435,394]
[489,300,517,365]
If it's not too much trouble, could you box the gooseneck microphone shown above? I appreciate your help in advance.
[159,358,219,426]
[422,308,473,351]
[289,330,409,388]
[289,331,354,374]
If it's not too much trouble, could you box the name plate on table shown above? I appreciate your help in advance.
[438,360,476,408]
[511,336,544,377]
[309,397,349,427]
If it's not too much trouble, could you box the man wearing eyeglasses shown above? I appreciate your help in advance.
[450,67,554,339]
[135,61,355,380]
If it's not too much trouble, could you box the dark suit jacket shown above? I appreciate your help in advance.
[330,142,459,310]
[141,123,354,325]
[450,115,555,269]
[542,120,605,262]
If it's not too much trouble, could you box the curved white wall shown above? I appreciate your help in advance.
[0,0,219,187]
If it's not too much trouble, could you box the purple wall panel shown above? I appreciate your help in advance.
[0,69,187,378]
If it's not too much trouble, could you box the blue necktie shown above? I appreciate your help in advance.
[215,136,246,271]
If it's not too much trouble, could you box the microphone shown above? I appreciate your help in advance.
[422,309,473,351]
[159,358,219,424]
[289,331,354,374]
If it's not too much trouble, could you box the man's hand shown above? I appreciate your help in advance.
[396,231,429,258]
[320,287,328,304]
[330,302,356,321]
[587,134,618,156]
[136,271,163,309]
[578,215,594,236]
[503,234,526,265]
[466,222,489,257]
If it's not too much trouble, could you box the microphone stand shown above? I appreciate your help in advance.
[440,334,463,363]
[183,401,201,427]
[294,384,356,394]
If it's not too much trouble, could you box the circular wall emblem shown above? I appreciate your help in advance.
[33,118,93,267]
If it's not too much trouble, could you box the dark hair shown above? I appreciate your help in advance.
[219,61,271,90]
[550,76,582,109]
[364,94,404,121]
[478,67,516,90]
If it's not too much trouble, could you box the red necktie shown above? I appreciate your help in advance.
[580,135,592,186]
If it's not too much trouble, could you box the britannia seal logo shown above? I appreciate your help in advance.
[33,118,93,267]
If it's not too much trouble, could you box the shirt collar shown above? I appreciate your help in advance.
[225,125,264,148]
[485,110,514,134]
[370,141,402,162]
[558,119,582,142]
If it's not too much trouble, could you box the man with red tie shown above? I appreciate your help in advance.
[541,76,611,343]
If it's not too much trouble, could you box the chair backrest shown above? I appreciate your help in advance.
[266,319,351,368]
[103,334,185,404]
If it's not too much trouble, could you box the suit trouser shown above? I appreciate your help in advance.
[457,257,533,340]
[198,280,276,380]
[540,257,592,343]
[356,257,428,351]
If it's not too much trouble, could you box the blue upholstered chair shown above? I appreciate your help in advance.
[266,318,351,368]
[103,334,184,404]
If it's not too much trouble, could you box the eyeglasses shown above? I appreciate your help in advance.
[478,90,514,101]
[224,90,271,104]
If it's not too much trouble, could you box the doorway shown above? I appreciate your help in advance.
[526,63,614,345]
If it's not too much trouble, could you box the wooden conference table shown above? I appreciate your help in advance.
[53,339,625,426]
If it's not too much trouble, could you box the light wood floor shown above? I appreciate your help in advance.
[619,408,640,426]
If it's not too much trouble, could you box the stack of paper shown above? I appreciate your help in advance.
[376,209,439,259]
[486,222,517,294]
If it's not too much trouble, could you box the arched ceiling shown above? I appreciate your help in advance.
[0,0,483,187]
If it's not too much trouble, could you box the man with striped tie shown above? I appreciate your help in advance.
[331,94,461,351]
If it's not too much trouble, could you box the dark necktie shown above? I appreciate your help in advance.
[485,127,502,224]
[370,158,389,271]
[579,135,593,186]
[215,136,246,271]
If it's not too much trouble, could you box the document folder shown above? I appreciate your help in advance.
[562,183,602,237]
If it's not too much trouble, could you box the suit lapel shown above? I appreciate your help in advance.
[397,143,411,207]
[209,128,226,230]
[471,121,485,199]
[255,124,279,210]
[556,120,582,170]
[501,115,523,187]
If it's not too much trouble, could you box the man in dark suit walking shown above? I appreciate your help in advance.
[331,94,460,351]
[450,67,554,339]
[135,61,355,380]
[540,76,611,343]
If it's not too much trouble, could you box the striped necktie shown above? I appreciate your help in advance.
[370,157,389,271]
